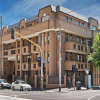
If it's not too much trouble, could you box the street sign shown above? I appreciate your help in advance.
[43,60,47,63]
[37,57,41,61]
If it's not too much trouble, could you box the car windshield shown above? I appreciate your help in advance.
[19,81,26,84]
[1,79,7,83]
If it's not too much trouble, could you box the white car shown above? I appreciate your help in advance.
[11,80,32,91]
[0,79,11,89]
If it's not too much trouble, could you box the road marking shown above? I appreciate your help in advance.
[88,94,100,100]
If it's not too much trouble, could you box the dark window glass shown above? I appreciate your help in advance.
[81,23,84,27]
[69,18,72,22]
[18,65,20,69]
[81,46,83,51]
[36,36,38,44]
[21,26,24,29]
[34,46,36,51]
[24,48,26,52]
[70,53,72,61]
[24,64,26,69]
[73,44,76,49]
[69,34,73,41]
[65,52,68,61]
[91,25,97,31]
[81,64,83,69]
[77,37,80,43]
[77,21,80,25]
[65,34,68,42]
[65,16,68,21]
[78,45,80,50]
[78,64,80,69]
[33,64,36,68]
[18,49,20,53]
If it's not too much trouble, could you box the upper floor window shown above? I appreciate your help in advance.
[65,16,68,21]
[69,34,73,41]
[41,15,49,22]
[65,52,68,61]
[91,25,97,31]
[73,44,76,49]
[24,64,26,69]
[69,18,72,22]
[70,53,72,61]
[81,38,84,44]
[77,37,80,43]
[81,23,84,27]
[77,21,80,25]
[77,54,80,61]
[47,32,49,44]
[47,52,49,63]
[65,34,68,42]
[78,45,80,50]
[21,26,24,29]
[27,24,32,27]
[36,36,38,44]
[3,32,7,35]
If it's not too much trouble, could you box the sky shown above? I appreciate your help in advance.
[0,0,100,27]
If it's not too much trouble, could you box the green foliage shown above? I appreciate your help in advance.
[88,33,100,68]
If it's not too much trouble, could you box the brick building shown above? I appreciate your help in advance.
[0,5,99,88]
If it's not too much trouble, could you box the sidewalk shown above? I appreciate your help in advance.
[44,87,90,93]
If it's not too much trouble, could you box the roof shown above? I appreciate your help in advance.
[51,5,88,22]
[26,15,38,23]
[8,22,20,30]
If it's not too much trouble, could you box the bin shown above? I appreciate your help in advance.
[76,81,81,90]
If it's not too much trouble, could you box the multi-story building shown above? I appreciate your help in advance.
[0,5,99,88]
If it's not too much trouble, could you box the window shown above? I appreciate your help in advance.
[81,64,83,69]
[36,36,38,44]
[47,52,49,62]
[78,64,80,69]
[27,55,31,63]
[70,53,72,61]
[24,64,26,69]
[81,46,83,51]
[73,44,76,49]
[69,18,72,22]
[91,25,97,31]
[4,58,7,65]
[81,55,84,62]
[81,23,84,27]
[41,15,49,22]
[65,52,68,61]
[27,39,31,46]
[65,34,68,42]
[8,44,11,49]
[69,34,73,41]
[24,48,26,52]
[34,46,36,51]
[21,26,24,29]
[81,38,84,44]
[47,32,49,44]
[18,49,20,53]
[33,64,36,68]
[85,47,87,51]
[27,24,32,27]
[78,45,80,50]
[77,37,80,43]
[77,54,80,61]
[4,32,6,35]
[4,45,6,50]
[44,33,46,45]
[77,21,80,25]
[65,16,68,21]
[18,65,20,69]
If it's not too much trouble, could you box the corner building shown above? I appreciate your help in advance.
[1,5,100,88]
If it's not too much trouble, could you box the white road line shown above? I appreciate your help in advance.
[88,94,100,100]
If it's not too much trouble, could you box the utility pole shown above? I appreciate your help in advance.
[86,23,89,89]
[41,33,44,91]
[59,25,61,92]
[0,14,2,78]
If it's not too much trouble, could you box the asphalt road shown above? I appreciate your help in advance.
[0,89,100,100]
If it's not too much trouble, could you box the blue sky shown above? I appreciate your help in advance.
[0,0,100,27]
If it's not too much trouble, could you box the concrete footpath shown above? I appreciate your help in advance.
[44,87,91,93]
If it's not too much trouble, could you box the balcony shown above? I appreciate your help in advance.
[60,19,92,38]
[22,46,31,55]
[65,41,90,54]
[31,62,39,70]
[22,63,31,71]
[64,61,90,71]
[31,45,39,53]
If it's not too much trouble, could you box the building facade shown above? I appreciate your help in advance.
[0,5,100,88]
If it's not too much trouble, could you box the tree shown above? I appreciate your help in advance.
[88,33,100,68]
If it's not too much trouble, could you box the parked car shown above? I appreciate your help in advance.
[11,80,32,91]
[0,79,11,89]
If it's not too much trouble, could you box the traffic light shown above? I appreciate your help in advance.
[11,28,14,39]
[43,63,46,75]
[72,65,75,73]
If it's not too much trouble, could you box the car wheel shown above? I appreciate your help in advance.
[1,85,3,89]
[12,86,15,91]
[20,86,23,91]
[28,90,30,91]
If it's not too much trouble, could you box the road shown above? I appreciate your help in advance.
[0,89,100,100]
